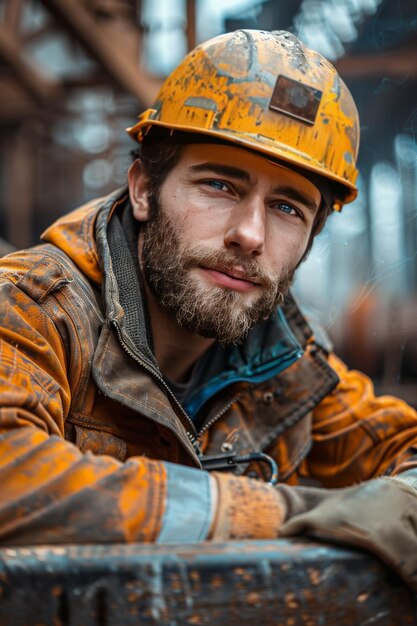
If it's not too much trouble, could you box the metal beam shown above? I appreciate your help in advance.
[0,25,62,101]
[186,0,196,52]
[40,0,162,106]
[4,0,24,32]
[337,46,417,80]
[0,540,415,625]
[21,22,55,44]
[0,78,36,121]
[3,123,36,249]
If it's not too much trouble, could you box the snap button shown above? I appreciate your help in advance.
[263,391,274,404]
[221,441,234,453]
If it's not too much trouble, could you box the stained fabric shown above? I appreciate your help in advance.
[0,187,415,546]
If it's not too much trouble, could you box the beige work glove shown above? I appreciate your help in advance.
[209,472,287,540]
[277,471,417,593]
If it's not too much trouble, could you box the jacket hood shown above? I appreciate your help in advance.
[41,188,128,286]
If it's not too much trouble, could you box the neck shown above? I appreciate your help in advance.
[144,283,215,383]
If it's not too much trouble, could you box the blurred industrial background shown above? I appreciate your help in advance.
[1,0,417,402]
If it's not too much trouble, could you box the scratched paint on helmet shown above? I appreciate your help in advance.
[127,30,360,209]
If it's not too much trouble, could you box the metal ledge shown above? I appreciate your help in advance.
[0,539,415,625]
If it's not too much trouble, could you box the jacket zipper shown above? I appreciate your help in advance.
[111,320,201,455]
[110,321,273,460]
[197,388,251,438]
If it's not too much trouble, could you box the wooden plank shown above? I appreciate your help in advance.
[0,540,415,625]
[40,0,162,106]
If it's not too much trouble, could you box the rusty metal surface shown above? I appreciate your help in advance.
[0,540,415,625]
[269,75,323,125]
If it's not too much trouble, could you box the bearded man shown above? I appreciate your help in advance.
[0,30,416,591]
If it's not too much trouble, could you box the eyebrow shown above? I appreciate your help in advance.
[188,162,251,183]
[274,186,319,215]
[189,162,319,214]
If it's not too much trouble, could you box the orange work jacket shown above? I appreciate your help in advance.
[0,188,416,545]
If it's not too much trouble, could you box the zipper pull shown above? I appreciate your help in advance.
[187,432,203,456]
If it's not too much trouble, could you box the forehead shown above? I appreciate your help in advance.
[176,143,321,198]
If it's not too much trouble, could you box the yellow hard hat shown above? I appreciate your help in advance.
[127,29,360,211]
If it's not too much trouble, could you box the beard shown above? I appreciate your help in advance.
[140,197,295,345]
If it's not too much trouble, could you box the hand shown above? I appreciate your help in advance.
[277,475,417,592]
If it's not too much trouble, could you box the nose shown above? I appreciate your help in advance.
[224,197,266,255]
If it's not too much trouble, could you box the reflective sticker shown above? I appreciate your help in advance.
[269,75,323,125]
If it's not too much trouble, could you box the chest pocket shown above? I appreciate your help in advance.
[203,346,338,482]
[65,422,127,461]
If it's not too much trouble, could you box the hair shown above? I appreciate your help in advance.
[131,128,336,247]
[131,131,185,218]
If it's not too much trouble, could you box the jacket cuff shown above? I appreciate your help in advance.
[209,472,287,541]
[156,462,215,543]
[391,468,417,490]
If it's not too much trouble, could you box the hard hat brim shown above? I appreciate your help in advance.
[127,116,358,208]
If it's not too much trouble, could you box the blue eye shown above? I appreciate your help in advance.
[277,202,296,215]
[206,180,228,191]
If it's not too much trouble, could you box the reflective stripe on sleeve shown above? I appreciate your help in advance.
[156,462,214,543]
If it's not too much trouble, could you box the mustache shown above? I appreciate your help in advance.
[181,247,276,289]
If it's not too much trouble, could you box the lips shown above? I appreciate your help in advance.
[199,265,262,292]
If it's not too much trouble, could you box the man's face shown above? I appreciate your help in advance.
[134,143,321,344]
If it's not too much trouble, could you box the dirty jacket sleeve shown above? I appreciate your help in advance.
[0,256,215,546]
[0,251,287,546]
[305,353,417,486]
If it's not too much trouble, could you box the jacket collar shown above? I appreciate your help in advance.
[41,187,128,286]
[183,310,303,419]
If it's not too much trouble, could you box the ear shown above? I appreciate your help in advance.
[128,159,151,222]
